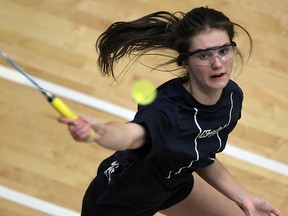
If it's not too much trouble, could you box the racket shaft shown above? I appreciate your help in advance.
[0,50,94,140]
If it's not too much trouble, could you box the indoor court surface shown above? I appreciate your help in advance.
[0,0,287,215]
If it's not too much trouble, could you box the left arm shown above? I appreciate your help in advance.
[196,159,282,216]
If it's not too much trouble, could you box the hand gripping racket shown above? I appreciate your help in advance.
[0,50,94,140]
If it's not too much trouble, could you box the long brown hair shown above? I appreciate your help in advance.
[96,7,252,79]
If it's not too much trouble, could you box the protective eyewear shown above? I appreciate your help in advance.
[188,41,237,66]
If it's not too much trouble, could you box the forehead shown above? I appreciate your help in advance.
[189,29,230,51]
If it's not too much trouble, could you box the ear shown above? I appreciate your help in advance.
[182,58,190,70]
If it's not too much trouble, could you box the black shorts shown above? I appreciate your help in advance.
[81,156,194,216]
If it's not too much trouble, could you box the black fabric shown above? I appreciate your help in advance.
[81,77,243,216]
[81,154,194,216]
[132,78,243,174]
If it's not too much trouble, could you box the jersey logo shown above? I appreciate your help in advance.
[104,161,119,183]
[198,124,229,138]
[165,92,234,179]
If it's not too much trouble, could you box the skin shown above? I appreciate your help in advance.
[58,29,282,216]
[182,29,235,105]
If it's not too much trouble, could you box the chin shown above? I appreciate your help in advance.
[209,78,229,90]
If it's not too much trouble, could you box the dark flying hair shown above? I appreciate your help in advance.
[96,6,252,79]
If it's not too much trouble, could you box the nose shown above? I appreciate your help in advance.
[211,55,224,68]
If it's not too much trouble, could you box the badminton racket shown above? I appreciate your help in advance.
[0,49,94,140]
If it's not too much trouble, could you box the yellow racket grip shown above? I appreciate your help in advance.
[50,97,95,141]
[50,97,78,120]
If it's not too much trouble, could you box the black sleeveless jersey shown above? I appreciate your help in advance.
[124,78,242,175]
[94,77,243,214]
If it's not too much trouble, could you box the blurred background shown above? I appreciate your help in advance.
[0,0,287,215]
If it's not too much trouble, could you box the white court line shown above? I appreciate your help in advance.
[0,64,287,176]
[224,145,288,176]
[0,64,287,215]
[0,186,80,216]
[0,65,135,120]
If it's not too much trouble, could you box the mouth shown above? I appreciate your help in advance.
[210,73,225,79]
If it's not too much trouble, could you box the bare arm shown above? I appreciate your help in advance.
[196,159,282,216]
[58,116,146,150]
[196,159,249,206]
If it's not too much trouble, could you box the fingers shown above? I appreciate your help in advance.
[69,122,90,140]
[264,201,282,216]
[271,207,282,216]
[70,117,93,141]
[245,198,282,216]
[57,116,72,124]
[58,116,96,142]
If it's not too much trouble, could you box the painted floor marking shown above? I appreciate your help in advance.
[0,64,287,215]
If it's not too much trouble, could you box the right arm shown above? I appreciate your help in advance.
[58,116,146,150]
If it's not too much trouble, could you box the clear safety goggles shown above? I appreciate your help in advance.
[187,41,237,66]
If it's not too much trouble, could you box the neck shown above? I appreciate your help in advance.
[183,81,222,105]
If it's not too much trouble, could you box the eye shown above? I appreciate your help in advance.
[196,52,212,60]
[218,47,229,56]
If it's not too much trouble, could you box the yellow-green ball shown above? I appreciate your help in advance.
[131,80,157,105]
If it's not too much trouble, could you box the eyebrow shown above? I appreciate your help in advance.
[187,41,236,56]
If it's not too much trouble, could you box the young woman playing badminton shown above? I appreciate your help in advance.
[59,6,282,216]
